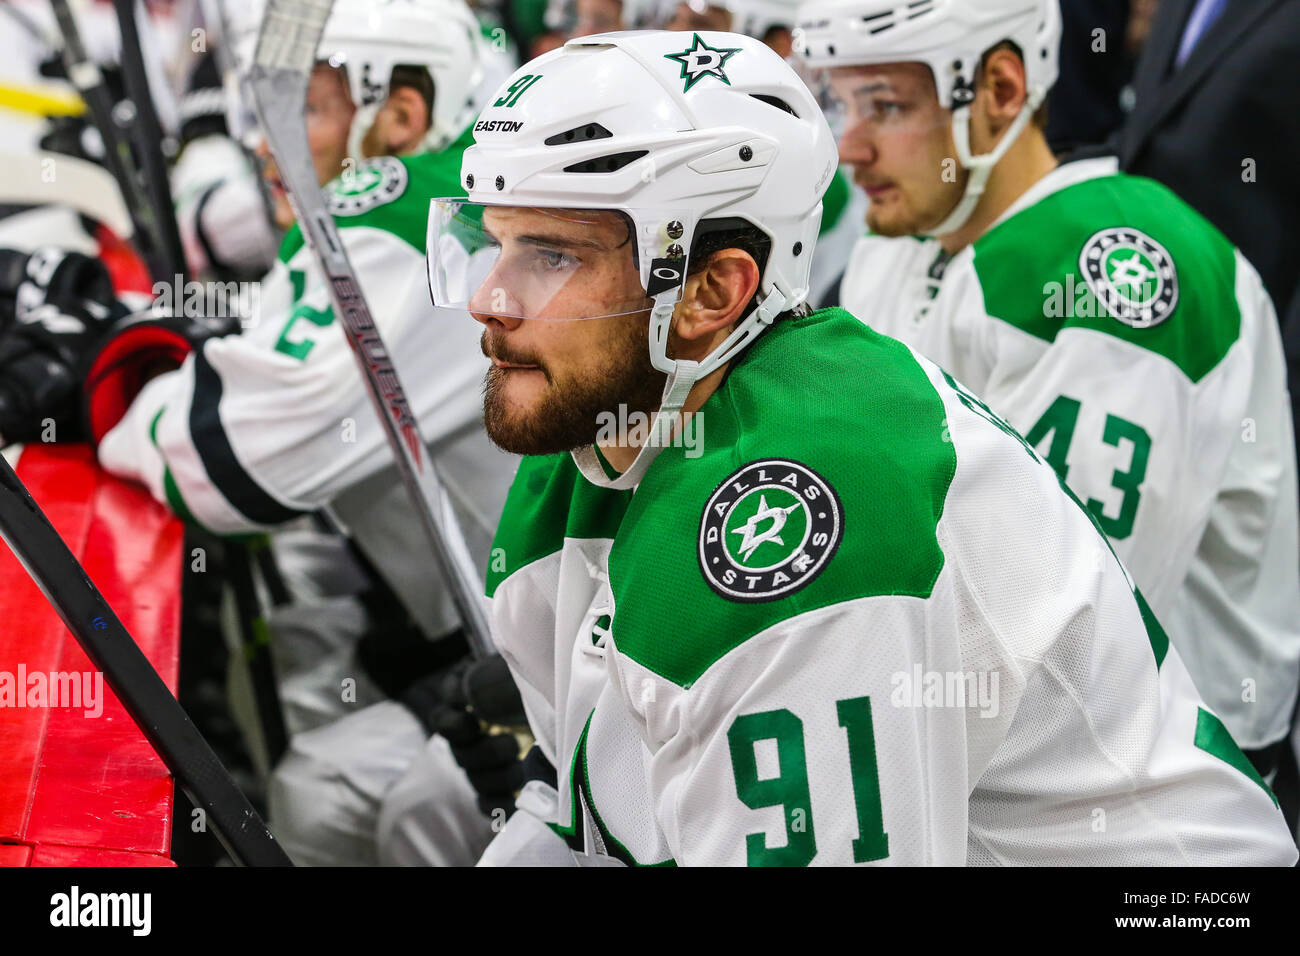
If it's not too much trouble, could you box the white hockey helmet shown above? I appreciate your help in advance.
[229,0,484,155]
[795,0,1061,235]
[428,30,836,487]
[729,0,801,40]
[318,0,486,156]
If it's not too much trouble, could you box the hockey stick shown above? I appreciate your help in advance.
[47,0,168,284]
[0,455,293,866]
[247,0,494,660]
[224,539,290,769]
[109,0,188,284]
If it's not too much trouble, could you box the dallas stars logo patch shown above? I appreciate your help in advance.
[699,459,843,603]
[1079,227,1179,329]
[664,33,741,93]
[326,156,408,217]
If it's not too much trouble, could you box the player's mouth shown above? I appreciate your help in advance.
[861,181,896,200]
[482,333,545,375]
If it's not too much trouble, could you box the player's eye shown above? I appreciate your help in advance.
[534,248,579,272]
[867,99,904,120]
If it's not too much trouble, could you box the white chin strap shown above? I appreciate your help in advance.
[922,97,1040,239]
[572,285,793,491]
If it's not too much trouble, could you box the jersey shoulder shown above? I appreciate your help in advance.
[609,308,957,688]
[487,453,632,598]
[971,168,1241,382]
[277,136,472,264]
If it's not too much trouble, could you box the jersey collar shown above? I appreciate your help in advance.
[989,155,1121,235]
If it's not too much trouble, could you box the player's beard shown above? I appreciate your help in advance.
[481,314,666,457]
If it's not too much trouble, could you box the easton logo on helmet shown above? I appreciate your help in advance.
[1079,227,1179,329]
[664,33,742,93]
[699,459,842,603]
[475,120,525,133]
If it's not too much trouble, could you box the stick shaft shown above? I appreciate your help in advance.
[248,0,494,659]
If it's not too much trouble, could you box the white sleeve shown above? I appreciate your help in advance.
[98,226,488,535]
[1162,256,1300,748]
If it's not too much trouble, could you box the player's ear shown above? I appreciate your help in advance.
[673,249,760,347]
[383,86,430,153]
[975,47,1029,136]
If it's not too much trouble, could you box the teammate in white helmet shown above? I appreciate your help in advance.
[795,0,1300,799]
[641,0,866,308]
[427,30,1296,865]
[72,0,516,867]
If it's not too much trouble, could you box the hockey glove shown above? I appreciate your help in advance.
[0,293,123,446]
[0,247,115,332]
[82,309,241,446]
[399,654,529,820]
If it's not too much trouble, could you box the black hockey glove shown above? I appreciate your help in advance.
[0,247,115,330]
[399,654,529,819]
[0,248,119,444]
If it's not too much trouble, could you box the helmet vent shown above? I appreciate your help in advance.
[862,0,936,35]
[544,123,614,146]
[750,94,798,117]
[563,150,649,174]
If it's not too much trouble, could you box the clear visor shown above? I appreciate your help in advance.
[816,64,951,142]
[427,200,689,321]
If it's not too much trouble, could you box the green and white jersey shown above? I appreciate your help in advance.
[98,130,515,633]
[841,157,1300,751]
[485,308,1295,866]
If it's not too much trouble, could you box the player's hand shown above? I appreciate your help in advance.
[0,247,115,332]
[0,247,124,446]
[399,654,529,819]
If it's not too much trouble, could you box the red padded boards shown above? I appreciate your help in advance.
[0,444,182,866]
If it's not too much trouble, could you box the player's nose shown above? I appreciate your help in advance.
[468,281,524,330]
[837,120,878,168]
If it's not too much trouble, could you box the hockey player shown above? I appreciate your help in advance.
[76,0,516,865]
[794,0,1300,791]
[427,30,1297,865]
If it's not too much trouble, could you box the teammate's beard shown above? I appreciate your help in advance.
[481,314,666,457]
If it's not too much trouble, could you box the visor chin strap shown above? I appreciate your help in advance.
[922,98,1038,239]
[572,285,792,491]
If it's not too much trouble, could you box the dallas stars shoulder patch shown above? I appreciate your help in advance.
[699,459,843,603]
[664,33,742,93]
[1079,227,1179,329]
[326,156,409,217]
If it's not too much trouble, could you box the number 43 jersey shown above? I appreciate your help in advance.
[840,157,1300,752]
[485,308,1297,866]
